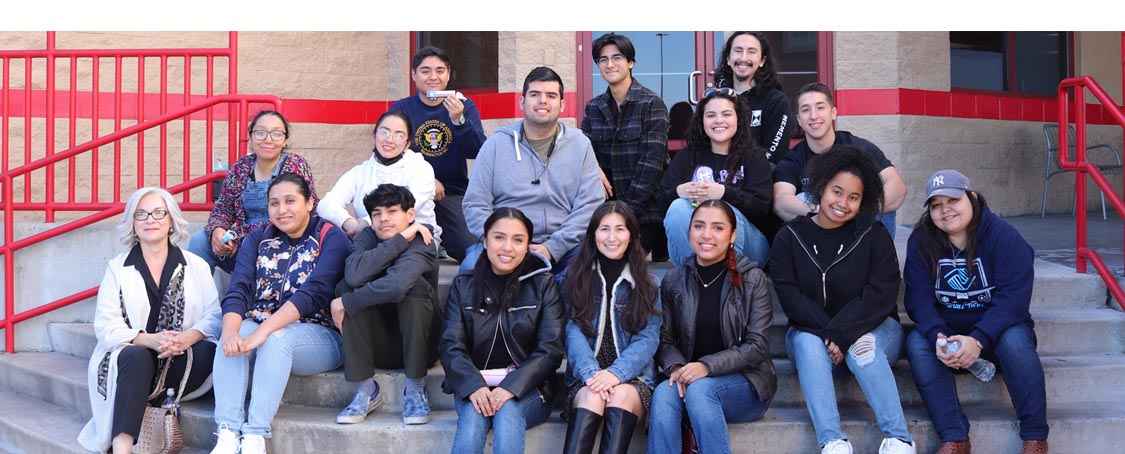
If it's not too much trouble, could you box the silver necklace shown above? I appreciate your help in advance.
[696,269,725,288]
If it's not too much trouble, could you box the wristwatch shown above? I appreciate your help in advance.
[454,115,465,126]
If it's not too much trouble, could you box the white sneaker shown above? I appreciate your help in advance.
[240,434,266,454]
[822,439,854,454]
[879,438,916,454]
[210,424,241,454]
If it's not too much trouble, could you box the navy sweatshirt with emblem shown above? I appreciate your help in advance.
[903,207,1035,350]
[390,95,487,195]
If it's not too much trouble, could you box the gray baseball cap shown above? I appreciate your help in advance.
[924,169,971,206]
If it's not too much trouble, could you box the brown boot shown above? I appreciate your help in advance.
[1022,440,1048,454]
[937,440,971,454]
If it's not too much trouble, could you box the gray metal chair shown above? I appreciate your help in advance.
[1041,123,1123,220]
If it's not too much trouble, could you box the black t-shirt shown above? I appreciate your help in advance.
[691,261,728,361]
[772,131,893,195]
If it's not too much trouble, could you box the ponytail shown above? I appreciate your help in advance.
[724,243,743,287]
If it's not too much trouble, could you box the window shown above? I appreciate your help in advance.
[950,32,1070,95]
[414,32,498,92]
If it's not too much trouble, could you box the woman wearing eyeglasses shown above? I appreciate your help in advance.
[657,88,772,267]
[318,110,440,243]
[79,188,222,454]
[188,110,319,274]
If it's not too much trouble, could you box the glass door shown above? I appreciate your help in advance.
[578,31,717,152]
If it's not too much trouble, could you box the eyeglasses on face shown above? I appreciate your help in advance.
[376,127,408,143]
[596,54,627,66]
[251,130,287,141]
[133,209,169,221]
[703,87,737,98]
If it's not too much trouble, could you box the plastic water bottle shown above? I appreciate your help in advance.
[160,388,175,408]
[937,338,996,382]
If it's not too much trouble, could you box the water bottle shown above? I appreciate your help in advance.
[211,157,228,202]
[937,338,996,382]
[160,388,175,409]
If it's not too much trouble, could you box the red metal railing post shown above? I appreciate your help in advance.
[4,175,14,353]
[1076,86,1088,272]
[46,32,56,222]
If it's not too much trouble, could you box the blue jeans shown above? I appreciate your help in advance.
[647,373,771,454]
[905,324,1048,442]
[663,198,770,267]
[212,320,343,437]
[786,318,911,447]
[458,241,577,282]
[187,230,237,274]
[450,392,552,454]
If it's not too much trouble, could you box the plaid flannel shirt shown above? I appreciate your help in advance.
[581,79,670,225]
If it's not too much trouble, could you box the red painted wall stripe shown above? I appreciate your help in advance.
[5,87,1117,125]
[836,88,1124,125]
[2,89,576,124]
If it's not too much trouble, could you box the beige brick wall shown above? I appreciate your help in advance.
[839,114,1124,222]
[834,32,950,91]
[1076,31,1123,104]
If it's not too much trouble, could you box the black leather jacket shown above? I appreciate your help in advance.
[656,254,777,401]
[439,254,565,403]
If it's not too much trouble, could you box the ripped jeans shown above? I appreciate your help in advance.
[785,317,911,447]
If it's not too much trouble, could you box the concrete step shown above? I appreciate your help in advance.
[0,390,89,453]
[169,399,1125,454]
[0,388,208,454]
[9,348,1125,420]
[50,304,1125,366]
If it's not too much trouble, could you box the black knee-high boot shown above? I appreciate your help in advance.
[563,407,603,454]
[598,407,639,454]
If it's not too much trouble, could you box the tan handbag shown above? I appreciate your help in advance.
[134,348,192,454]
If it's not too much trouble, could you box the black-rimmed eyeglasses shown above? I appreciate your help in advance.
[251,130,287,141]
[133,209,169,221]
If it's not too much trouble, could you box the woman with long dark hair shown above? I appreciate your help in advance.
[209,173,349,454]
[318,110,438,244]
[560,201,661,454]
[904,170,1047,454]
[769,146,914,454]
[188,110,318,274]
[658,88,772,267]
[649,199,775,454]
[440,207,565,454]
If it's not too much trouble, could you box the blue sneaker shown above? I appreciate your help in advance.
[336,381,383,424]
[402,389,431,425]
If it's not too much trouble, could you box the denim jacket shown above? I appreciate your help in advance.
[564,263,663,390]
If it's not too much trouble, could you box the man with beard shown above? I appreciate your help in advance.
[714,32,792,164]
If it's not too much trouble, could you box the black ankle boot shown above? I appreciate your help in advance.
[563,407,603,454]
[598,407,639,454]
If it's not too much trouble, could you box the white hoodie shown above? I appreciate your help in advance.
[317,149,441,241]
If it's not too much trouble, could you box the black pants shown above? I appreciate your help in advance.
[640,222,668,259]
[342,283,441,380]
[112,341,216,441]
[434,194,473,263]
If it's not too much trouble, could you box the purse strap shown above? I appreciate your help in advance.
[145,347,194,405]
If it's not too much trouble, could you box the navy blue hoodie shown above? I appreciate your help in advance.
[903,207,1035,350]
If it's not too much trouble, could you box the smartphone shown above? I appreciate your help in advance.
[426,90,466,100]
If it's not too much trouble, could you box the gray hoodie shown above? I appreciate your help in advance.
[463,120,606,261]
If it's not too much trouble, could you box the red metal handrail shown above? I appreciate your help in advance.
[1057,75,1125,308]
[1,95,280,352]
[0,32,281,353]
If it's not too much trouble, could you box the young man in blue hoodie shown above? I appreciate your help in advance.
[390,47,487,263]
[461,66,607,275]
